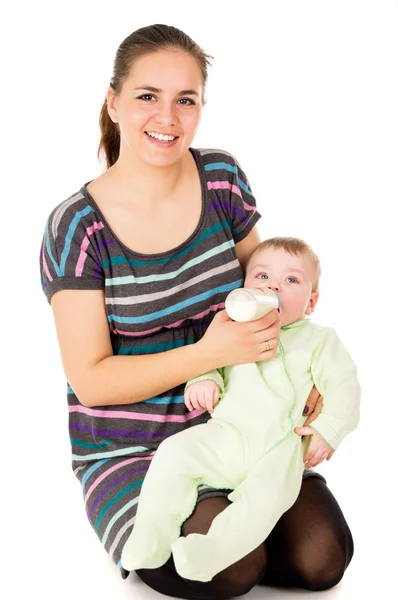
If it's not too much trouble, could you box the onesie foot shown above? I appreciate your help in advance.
[121,520,171,571]
[172,534,216,582]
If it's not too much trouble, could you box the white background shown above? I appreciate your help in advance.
[2,1,397,598]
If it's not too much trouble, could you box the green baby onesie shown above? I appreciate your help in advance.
[121,319,360,581]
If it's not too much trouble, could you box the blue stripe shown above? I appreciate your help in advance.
[102,221,229,269]
[205,162,253,196]
[95,479,143,532]
[72,446,150,461]
[45,219,60,276]
[205,162,237,174]
[143,396,185,404]
[82,458,111,491]
[71,438,111,449]
[108,280,241,325]
[59,205,94,275]
[116,339,194,355]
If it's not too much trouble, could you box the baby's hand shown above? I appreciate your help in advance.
[184,381,220,414]
[294,427,335,468]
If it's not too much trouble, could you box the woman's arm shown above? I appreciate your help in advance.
[234,227,262,275]
[51,289,219,408]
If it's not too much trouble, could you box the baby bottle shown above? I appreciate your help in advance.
[225,288,280,322]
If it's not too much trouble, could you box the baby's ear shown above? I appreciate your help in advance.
[305,291,319,315]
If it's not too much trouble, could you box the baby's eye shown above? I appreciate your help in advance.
[286,276,299,283]
[257,273,269,280]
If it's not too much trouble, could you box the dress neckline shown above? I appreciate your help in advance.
[80,147,207,259]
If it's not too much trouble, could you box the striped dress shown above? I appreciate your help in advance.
[39,147,319,573]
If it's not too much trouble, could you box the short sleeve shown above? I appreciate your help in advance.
[229,156,261,243]
[202,149,262,244]
[40,193,105,305]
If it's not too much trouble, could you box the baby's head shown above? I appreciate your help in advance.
[244,237,321,327]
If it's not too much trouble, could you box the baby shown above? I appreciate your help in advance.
[121,237,361,582]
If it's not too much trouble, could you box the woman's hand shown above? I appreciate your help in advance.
[200,309,281,368]
[302,385,324,426]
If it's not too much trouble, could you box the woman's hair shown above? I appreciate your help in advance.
[98,24,213,169]
[246,237,322,291]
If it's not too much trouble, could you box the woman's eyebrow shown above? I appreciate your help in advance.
[134,86,199,96]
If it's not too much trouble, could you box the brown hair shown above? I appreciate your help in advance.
[98,24,213,169]
[246,237,321,291]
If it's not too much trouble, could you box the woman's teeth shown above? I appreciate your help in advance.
[146,132,177,142]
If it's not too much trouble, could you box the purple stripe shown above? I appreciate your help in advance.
[209,199,249,223]
[87,464,149,518]
[98,238,118,250]
[93,265,103,278]
[70,422,170,440]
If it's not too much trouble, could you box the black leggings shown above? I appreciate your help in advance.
[134,477,354,599]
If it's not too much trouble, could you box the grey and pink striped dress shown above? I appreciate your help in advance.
[40,147,320,573]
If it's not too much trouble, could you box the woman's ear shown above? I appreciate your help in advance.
[305,291,319,315]
[107,87,119,124]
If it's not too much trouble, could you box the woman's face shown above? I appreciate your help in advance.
[108,50,204,168]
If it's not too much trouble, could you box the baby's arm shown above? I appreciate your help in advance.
[184,369,225,413]
[303,327,361,452]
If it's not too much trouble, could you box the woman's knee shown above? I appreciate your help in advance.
[181,496,267,598]
[296,534,353,591]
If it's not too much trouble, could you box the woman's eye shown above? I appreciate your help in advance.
[178,98,195,105]
[257,273,269,280]
[138,94,156,102]
[286,277,299,283]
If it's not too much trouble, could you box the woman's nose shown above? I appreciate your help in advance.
[154,103,177,127]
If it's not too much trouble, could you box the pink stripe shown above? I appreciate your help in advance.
[84,456,153,505]
[112,301,225,337]
[42,253,53,282]
[76,221,104,276]
[69,404,204,422]
[242,201,256,212]
[207,181,242,198]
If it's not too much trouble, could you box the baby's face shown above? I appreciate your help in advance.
[244,248,319,326]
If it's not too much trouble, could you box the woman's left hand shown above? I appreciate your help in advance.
[302,385,323,426]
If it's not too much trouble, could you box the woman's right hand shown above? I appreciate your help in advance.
[200,308,281,368]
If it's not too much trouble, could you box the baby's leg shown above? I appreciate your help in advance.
[172,434,304,582]
[121,423,241,572]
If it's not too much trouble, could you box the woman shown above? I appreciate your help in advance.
[40,24,353,599]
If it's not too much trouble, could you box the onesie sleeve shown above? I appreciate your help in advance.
[185,369,225,398]
[40,195,105,305]
[309,328,361,450]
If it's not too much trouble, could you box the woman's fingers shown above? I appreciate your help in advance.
[303,396,324,427]
[294,426,313,437]
[303,385,321,416]
[251,309,280,332]
[302,386,324,426]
